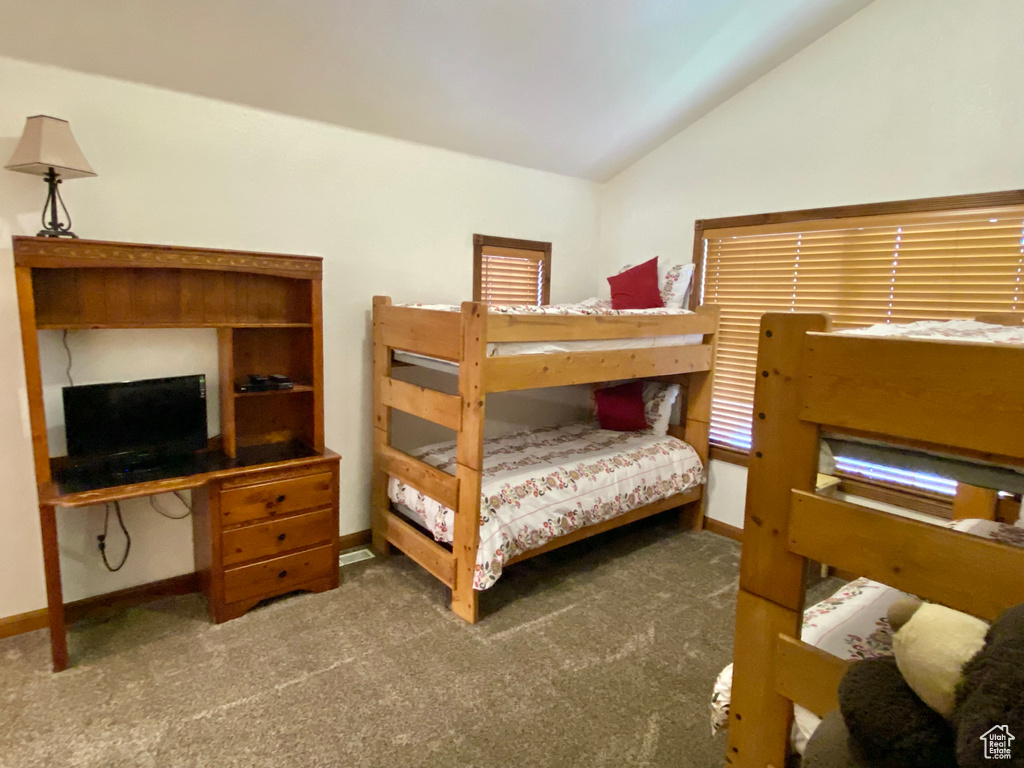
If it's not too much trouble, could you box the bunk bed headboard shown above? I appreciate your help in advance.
[727,311,1024,768]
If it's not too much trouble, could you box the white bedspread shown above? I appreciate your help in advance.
[388,421,704,590]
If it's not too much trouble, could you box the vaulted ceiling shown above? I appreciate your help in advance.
[0,0,873,180]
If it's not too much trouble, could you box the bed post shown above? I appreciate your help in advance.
[371,295,393,556]
[681,303,720,529]
[452,301,486,622]
[727,312,828,768]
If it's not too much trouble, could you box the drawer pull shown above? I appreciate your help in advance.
[277,533,287,542]
[278,570,288,579]
[276,494,286,503]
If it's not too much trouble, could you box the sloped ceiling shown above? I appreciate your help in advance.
[0,0,873,180]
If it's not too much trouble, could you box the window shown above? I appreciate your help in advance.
[473,234,551,306]
[695,191,1024,493]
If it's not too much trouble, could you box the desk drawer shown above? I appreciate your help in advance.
[222,508,334,566]
[223,544,335,604]
[220,471,333,526]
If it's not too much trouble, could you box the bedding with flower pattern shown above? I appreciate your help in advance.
[388,421,704,590]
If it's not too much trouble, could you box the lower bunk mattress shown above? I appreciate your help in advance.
[710,517,1024,753]
[388,421,705,591]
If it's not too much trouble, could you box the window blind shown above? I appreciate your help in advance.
[477,245,549,306]
[701,204,1024,455]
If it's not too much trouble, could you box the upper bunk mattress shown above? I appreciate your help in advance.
[387,421,704,590]
[394,300,704,371]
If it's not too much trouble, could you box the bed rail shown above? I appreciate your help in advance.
[374,302,463,361]
[486,308,717,342]
[727,311,1024,768]
[800,331,1024,465]
[485,343,712,392]
[789,490,1024,621]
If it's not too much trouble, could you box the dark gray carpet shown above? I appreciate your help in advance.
[0,520,803,768]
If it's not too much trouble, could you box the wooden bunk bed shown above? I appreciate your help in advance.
[726,312,1024,768]
[371,296,719,623]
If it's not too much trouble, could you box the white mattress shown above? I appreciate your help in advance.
[393,300,704,372]
[388,421,705,590]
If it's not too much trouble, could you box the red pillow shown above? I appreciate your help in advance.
[594,381,648,431]
[607,257,663,310]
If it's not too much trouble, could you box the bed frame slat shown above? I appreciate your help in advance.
[376,442,459,511]
[385,510,455,587]
[800,332,1024,462]
[484,344,712,392]
[377,304,462,361]
[486,311,717,342]
[378,376,461,431]
[789,490,1024,622]
[774,635,848,718]
[504,487,703,566]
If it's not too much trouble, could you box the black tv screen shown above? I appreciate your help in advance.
[63,374,208,461]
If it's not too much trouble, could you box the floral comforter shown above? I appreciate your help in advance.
[388,421,704,590]
[399,298,690,317]
[841,318,1024,344]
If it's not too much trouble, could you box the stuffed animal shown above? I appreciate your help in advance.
[954,602,1024,768]
[803,599,1024,768]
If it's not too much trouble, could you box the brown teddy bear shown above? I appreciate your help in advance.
[803,600,1024,767]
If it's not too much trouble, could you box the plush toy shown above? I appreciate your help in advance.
[803,599,1024,768]
[891,601,988,718]
[954,602,1024,768]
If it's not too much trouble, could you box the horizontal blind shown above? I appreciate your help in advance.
[479,245,545,306]
[702,204,1024,453]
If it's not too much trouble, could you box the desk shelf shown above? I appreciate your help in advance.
[36,322,314,330]
[234,384,316,397]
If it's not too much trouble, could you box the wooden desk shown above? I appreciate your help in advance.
[40,447,340,671]
[13,237,338,671]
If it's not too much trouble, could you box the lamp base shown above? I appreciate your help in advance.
[37,168,79,239]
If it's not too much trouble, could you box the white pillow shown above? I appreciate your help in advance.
[642,382,680,436]
[617,259,696,309]
[662,262,696,309]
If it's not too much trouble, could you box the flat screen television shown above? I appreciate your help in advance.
[63,374,208,467]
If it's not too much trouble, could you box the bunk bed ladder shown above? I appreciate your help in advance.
[370,296,486,623]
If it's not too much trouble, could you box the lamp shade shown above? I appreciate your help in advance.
[5,115,96,179]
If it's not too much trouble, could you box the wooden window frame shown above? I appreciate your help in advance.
[473,234,552,306]
[694,188,1024,516]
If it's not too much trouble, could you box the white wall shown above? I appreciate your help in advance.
[0,56,601,618]
[598,0,1024,527]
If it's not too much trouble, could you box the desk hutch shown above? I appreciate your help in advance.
[13,236,340,671]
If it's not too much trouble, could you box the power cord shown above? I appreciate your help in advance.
[98,501,131,572]
[61,330,74,386]
[149,491,192,520]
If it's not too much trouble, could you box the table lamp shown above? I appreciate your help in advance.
[5,115,96,238]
